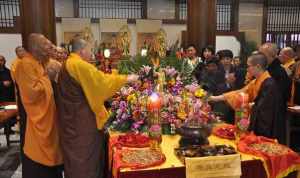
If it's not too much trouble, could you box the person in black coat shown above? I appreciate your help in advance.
[259,43,291,105]
[0,55,15,102]
[259,43,292,144]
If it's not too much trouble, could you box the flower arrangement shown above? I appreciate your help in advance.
[110,65,217,133]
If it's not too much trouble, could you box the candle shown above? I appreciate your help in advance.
[148,92,161,111]
[104,49,111,58]
[141,48,147,56]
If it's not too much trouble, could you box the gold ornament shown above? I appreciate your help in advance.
[82,26,94,45]
[153,29,167,58]
[117,25,131,56]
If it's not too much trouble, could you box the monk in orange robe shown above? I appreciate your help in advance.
[14,34,63,178]
[209,53,285,143]
[55,38,138,178]
[11,46,27,81]
[10,46,28,155]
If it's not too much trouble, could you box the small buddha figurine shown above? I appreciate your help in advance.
[156,68,166,93]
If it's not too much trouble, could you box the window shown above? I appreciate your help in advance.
[263,0,300,48]
[179,0,187,20]
[216,0,233,31]
[0,0,20,28]
[79,0,145,19]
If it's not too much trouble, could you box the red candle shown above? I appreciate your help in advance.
[148,92,161,111]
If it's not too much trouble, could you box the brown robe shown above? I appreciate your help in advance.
[55,64,106,178]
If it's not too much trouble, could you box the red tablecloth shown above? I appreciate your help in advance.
[0,102,17,123]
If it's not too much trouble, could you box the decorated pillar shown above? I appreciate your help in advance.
[187,0,216,54]
[20,0,56,49]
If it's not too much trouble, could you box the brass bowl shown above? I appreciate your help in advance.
[176,124,212,139]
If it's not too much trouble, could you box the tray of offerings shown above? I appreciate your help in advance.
[212,124,236,140]
[119,148,166,169]
[117,133,151,148]
[174,145,237,163]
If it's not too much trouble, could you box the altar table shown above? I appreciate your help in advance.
[0,102,18,147]
[109,133,299,178]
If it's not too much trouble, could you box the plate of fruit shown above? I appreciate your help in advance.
[117,133,151,148]
[212,124,236,140]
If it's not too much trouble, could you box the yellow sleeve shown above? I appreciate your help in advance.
[66,57,127,128]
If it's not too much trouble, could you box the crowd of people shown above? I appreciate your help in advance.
[0,33,300,178]
[181,43,300,144]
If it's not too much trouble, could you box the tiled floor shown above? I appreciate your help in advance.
[0,128,21,178]
[11,164,21,178]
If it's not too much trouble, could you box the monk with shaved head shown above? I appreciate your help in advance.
[14,33,63,178]
[259,43,291,143]
[55,38,138,178]
[279,47,296,76]
[209,53,284,142]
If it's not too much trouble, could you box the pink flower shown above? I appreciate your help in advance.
[185,82,199,93]
[149,124,161,132]
[239,118,249,129]
[164,67,177,77]
[174,96,182,103]
[141,65,152,75]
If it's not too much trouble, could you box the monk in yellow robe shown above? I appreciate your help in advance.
[290,61,300,106]
[209,53,285,143]
[14,34,63,178]
[279,47,296,77]
[55,38,138,178]
[11,46,27,81]
[278,47,297,106]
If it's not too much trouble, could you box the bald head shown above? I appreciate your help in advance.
[247,53,268,78]
[248,53,268,70]
[279,47,295,64]
[259,43,278,64]
[71,38,88,53]
[15,46,26,59]
[28,33,52,62]
[70,38,92,61]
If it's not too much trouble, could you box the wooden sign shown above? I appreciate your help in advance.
[185,154,241,178]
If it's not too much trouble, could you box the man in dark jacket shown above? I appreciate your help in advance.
[259,43,291,104]
[259,43,291,144]
[0,55,15,102]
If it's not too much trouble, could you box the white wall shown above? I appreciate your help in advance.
[162,24,186,48]
[128,24,137,55]
[0,34,22,69]
[216,36,240,57]
[56,23,63,46]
